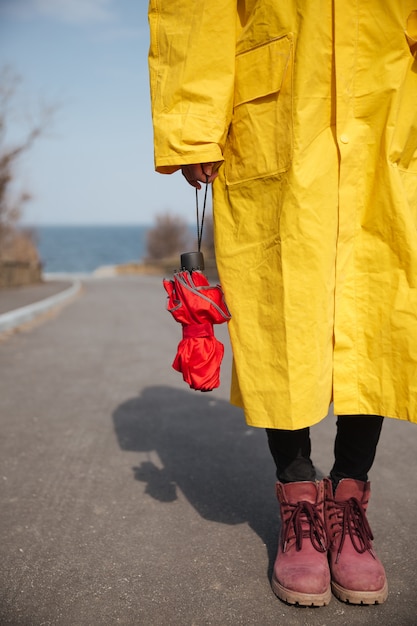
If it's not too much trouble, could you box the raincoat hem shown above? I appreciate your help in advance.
[335,408,417,424]
[230,397,332,431]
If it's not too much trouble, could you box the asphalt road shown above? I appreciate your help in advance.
[0,281,72,315]
[0,275,416,626]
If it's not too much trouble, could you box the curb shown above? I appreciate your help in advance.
[0,280,82,333]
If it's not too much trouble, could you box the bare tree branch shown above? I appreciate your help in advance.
[145,213,192,262]
[0,66,56,263]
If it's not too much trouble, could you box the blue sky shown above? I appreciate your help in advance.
[0,0,194,225]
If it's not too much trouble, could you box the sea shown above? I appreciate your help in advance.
[32,225,151,274]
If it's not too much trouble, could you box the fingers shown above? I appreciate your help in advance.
[181,162,219,189]
[181,164,203,189]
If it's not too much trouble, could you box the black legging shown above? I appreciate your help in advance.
[266,415,384,488]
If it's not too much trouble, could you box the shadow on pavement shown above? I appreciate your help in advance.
[112,385,289,577]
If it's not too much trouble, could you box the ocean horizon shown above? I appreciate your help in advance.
[31,224,152,274]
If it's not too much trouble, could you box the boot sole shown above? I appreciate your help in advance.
[331,579,388,605]
[272,575,332,607]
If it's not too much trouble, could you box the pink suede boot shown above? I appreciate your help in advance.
[272,481,331,606]
[324,478,388,604]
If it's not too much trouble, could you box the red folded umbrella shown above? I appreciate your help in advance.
[163,254,231,391]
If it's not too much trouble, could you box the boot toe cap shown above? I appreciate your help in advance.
[274,558,330,595]
[331,553,387,592]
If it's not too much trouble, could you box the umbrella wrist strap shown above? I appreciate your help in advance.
[196,175,209,251]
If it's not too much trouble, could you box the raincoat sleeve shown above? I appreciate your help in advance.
[148,1,237,174]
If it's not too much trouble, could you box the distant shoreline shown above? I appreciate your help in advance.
[32,224,151,274]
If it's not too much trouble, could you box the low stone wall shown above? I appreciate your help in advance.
[115,257,219,281]
[0,261,43,288]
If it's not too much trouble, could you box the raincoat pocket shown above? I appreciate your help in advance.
[405,10,417,56]
[225,35,294,185]
[389,72,417,173]
[389,12,417,174]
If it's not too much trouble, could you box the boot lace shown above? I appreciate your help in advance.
[329,497,375,563]
[282,500,328,553]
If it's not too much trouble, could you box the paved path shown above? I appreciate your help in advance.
[0,276,416,625]
[0,281,72,314]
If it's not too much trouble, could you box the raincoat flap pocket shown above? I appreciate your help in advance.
[234,36,292,107]
[405,10,417,55]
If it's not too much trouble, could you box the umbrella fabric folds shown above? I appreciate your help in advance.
[163,269,231,391]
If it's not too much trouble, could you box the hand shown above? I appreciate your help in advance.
[181,162,220,189]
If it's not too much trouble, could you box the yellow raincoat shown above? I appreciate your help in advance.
[149,1,417,430]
